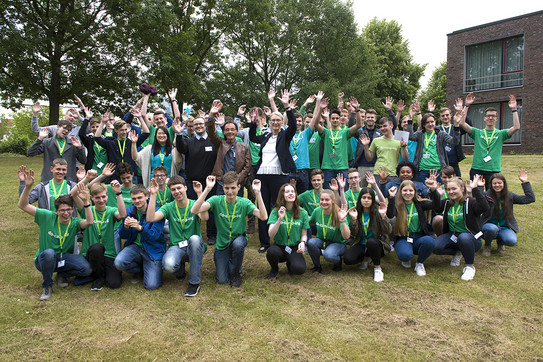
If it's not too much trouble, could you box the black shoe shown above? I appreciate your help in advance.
[258,246,268,254]
[267,269,278,279]
[230,274,242,288]
[184,283,200,297]
[91,279,103,291]
[175,270,186,281]
[312,266,322,273]
[332,263,342,272]
[207,237,216,246]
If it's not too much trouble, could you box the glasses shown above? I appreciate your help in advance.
[154,174,167,178]
[484,115,497,119]
[57,208,73,213]
[193,123,205,127]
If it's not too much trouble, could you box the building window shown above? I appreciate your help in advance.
[464,36,524,92]
[464,100,522,145]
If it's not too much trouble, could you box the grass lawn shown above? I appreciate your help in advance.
[1,154,542,360]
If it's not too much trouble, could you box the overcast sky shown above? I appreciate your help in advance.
[352,1,542,89]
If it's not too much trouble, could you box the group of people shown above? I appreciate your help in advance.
[18,87,534,301]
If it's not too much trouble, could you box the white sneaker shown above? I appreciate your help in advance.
[374,268,384,282]
[359,256,371,270]
[497,245,506,254]
[482,245,491,256]
[401,260,411,269]
[461,266,476,281]
[450,254,462,267]
[414,263,426,276]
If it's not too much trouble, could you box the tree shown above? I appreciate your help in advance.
[0,0,142,124]
[362,18,426,105]
[418,62,447,113]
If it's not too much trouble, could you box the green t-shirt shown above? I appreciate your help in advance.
[107,185,132,230]
[308,206,348,243]
[321,127,352,170]
[406,203,422,234]
[267,208,310,246]
[345,189,360,210]
[308,131,322,169]
[92,143,108,175]
[159,200,206,250]
[80,206,119,259]
[369,136,401,176]
[34,208,83,260]
[359,212,375,244]
[419,132,441,171]
[299,190,321,216]
[207,195,256,250]
[155,188,172,208]
[134,210,144,247]
[48,180,68,211]
[249,128,263,166]
[447,203,468,233]
[469,128,511,172]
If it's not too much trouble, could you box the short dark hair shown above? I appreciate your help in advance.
[421,113,435,129]
[379,116,393,126]
[223,120,238,131]
[310,169,324,179]
[54,195,74,210]
[168,175,186,187]
[58,119,73,130]
[152,166,168,175]
[51,158,67,167]
[484,107,498,116]
[440,165,456,177]
[117,162,134,177]
[130,184,149,196]
[330,109,341,117]
[396,161,418,179]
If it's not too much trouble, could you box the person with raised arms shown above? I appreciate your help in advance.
[266,184,310,279]
[307,190,351,273]
[146,176,209,297]
[18,168,94,301]
[481,170,535,256]
[191,172,268,287]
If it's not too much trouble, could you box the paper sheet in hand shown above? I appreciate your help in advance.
[394,130,409,143]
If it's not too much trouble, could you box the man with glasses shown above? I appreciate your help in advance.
[176,115,218,245]
[458,93,520,189]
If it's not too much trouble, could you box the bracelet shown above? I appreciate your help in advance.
[116,192,122,196]
[401,144,407,148]
[512,109,518,113]
[171,99,177,103]
[84,204,91,208]
[355,109,361,113]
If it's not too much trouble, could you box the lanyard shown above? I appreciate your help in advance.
[57,218,71,258]
[362,213,369,240]
[92,207,107,242]
[50,180,66,200]
[321,209,333,240]
[442,185,448,199]
[330,129,340,151]
[450,204,462,232]
[312,191,319,207]
[118,139,126,157]
[257,128,262,136]
[175,202,190,240]
[159,146,165,165]
[443,125,452,135]
[483,129,496,155]
[349,190,356,206]
[406,203,415,230]
[292,132,302,154]
[157,189,167,205]
[56,138,66,156]
[95,143,102,153]
[284,211,294,245]
[224,197,238,241]
[423,132,435,154]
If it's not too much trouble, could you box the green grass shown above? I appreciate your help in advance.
[1,154,542,360]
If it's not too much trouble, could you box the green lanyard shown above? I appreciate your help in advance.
[444,125,452,135]
[330,129,340,152]
[284,211,294,245]
[95,143,102,153]
[175,202,190,240]
[292,132,302,154]
[50,180,66,200]
[159,146,165,165]
[406,203,415,230]
[224,197,238,241]
[423,131,435,155]
[450,204,462,232]
[118,139,126,158]
[349,190,356,206]
[56,138,66,156]
[312,191,319,207]
[92,207,107,242]
[321,209,333,240]
[57,218,72,258]
[483,129,496,155]
[157,189,167,205]
[362,213,369,240]
[442,185,448,199]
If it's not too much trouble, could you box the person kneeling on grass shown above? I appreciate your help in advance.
[146,176,209,297]
[114,185,166,290]
[191,172,268,288]
[18,167,94,301]
[74,182,127,291]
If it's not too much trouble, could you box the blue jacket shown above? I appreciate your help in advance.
[119,204,166,261]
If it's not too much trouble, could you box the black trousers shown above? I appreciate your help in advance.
[87,243,122,289]
[256,174,290,248]
[343,238,384,266]
[266,244,306,275]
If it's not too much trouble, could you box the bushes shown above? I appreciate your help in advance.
[0,135,31,155]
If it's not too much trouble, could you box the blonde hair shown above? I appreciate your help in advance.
[320,189,340,229]
[394,180,426,236]
[447,177,468,205]
[90,183,108,196]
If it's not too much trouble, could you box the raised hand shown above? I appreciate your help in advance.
[268,89,275,100]
[427,100,435,112]
[382,96,394,111]
[32,101,41,115]
[413,99,421,113]
[24,168,35,187]
[197,109,206,118]
[38,128,49,140]
[263,106,271,117]
[365,171,376,186]
[465,92,475,106]
[347,206,358,220]
[378,202,387,216]
[397,99,406,113]
[337,173,346,190]
[508,95,518,110]
[425,177,437,191]
[322,107,330,119]
[288,98,298,109]
[76,165,86,181]
[279,89,290,108]
[172,119,184,134]
[149,178,159,194]
[209,99,223,115]
[304,94,316,105]
[85,169,98,182]
[77,183,89,202]
[429,169,438,182]
[192,181,203,195]
[359,134,370,147]
[18,165,27,182]
[237,105,246,116]
[216,113,225,126]
[102,163,115,177]
[206,175,216,190]
[289,178,297,188]
[130,106,142,118]
[110,180,121,194]
[70,135,81,148]
[408,104,415,119]
[129,130,138,143]
[319,98,330,110]
[338,91,344,103]
[252,179,262,193]
[315,91,324,101]
[168,88,178,100]
[181,110,189,123]
[338,203,348,222]
[518,169,528,183]
[329,178,338,192]
[350,96,360,110]
[454,98,463,112]
[377,166,389,183]
[470,174,485,189]
[388,186,398,198]
[277,206,286,219]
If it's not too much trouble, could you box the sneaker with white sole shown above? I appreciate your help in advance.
[401,260,411,269]
[414,263,426,276]
[373,268,384,282]
[497,244,506,254]
[461,266,476,281]
[184,283,200,297]
[56,274,69,288]
[482,245,491,256]
[450,254,462,267]
[40,286,52,301]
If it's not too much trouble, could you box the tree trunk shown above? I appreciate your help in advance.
[48,58,62,125]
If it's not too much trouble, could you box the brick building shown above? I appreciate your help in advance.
[446,10,543,153]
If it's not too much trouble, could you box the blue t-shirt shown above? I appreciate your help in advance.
[150,146,172,178]
[289,126,312,169]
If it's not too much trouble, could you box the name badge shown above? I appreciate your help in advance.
[57,260,65,268]
[178,240,188,248]
[97,162,104,169]
[292,155,298,161]
[474,232,483,239]
[407,237,413,244]
[450,234,458,243]
[445,146,452,152]
[285,246,292,254]
[423,154,430,159]
[330,153,337,158]
[205,146,213,152]
[309,138,316,144]
[483,155,492,162]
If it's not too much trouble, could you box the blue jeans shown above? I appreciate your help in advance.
[114,244,163,290]
[288,169,309,195]
[434,232,482,265]
[482,223,517,247]
[34,249,92,287]
[307,238,346,266]
[162,235,206,284]
[213,235,247,284]
[323,169,348,190]
[418,169,442,184]
[114,228,121,253]
[394,234,435,263]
